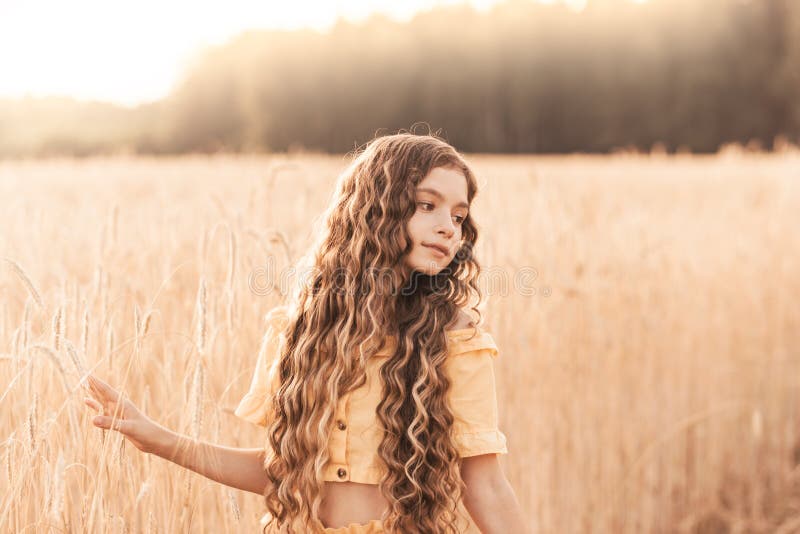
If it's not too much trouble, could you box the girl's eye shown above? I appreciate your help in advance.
[417,202,466,224]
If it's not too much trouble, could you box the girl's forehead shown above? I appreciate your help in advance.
[416,167,469,205]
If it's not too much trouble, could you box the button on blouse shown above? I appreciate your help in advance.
[234,306,509,484]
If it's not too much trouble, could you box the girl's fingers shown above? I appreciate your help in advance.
[92,415,127,433]
[83,375,138,436]
[84,397,103,412]
[86,375,120,402]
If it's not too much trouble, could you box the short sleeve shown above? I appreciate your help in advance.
[234,306,289,427]
[445,330,509,457]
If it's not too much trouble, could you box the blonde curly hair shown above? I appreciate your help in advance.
[263,133,484,533]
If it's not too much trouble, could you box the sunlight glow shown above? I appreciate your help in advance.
[0,0,650,106]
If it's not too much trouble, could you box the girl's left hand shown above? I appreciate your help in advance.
[81,374,162,454]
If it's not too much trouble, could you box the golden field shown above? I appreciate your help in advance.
[1,152,798,533]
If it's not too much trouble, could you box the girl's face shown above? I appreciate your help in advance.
[403,166,470,276]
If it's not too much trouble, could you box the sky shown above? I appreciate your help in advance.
[0,0,646,107]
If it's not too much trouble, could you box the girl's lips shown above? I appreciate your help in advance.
[423,244,448,257]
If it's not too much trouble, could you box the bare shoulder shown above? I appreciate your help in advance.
[447,309,476,331]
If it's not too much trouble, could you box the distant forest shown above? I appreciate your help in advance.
[1,0,798,157]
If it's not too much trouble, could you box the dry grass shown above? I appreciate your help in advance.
[0,152,798,533]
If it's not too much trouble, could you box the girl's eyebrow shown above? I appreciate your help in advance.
[416,187,469,209]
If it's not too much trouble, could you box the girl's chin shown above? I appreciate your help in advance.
[411,264,445,276]
[402,255,449,278]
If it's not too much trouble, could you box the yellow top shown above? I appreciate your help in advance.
[234,306,508,484]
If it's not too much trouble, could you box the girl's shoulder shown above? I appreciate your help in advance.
[446,326,499,359]
[445,309,499,359]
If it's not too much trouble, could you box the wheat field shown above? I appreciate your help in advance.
[1,151,798,533]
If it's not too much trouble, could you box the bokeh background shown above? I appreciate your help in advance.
[2,0,800,157]
[1,1,799,533]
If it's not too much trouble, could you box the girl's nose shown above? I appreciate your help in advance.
[436,221,455,238]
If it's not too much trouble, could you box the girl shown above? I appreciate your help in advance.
[82,133,528,533]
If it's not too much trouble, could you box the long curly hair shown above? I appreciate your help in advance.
[262,133,484,533]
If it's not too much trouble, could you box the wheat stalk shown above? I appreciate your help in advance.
[28,344,70,391]
[26,392,38,453]
[190,360,204,439]
[5,431,14,488]
[110,432,124,468]
[147,511,157,534]
[52,306,63,352]
[11,328,21,358]
[182,359,202,519]
[101,276,110,325]
[133,304,141,353]
[212,401,221,444]
[227,230,237,292]
[20,298,32,352]
[141,384,152,472]
[3,258,44,310]
[141,309,152,337]
[141,384,150,416]
[106,321,115,369]
[195,279,207,355]
[49,452,65,522]
[64,339,88,382]
[109,204,119,249]
[226,230,238,333]
[134,479,152,508]
[44,462,53,519]
[182,473,193,522]
[81,306,89,355]
[227,489,241,522]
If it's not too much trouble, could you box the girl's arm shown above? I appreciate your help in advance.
[150,425,270,495]
[461,453,529,534]
[82,374,271,496]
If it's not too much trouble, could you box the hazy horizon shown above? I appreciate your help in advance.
[0,0,561,107]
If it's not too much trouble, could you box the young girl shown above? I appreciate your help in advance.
[82,133,528,533]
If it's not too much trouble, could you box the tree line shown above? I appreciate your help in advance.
[1,0,798,157]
